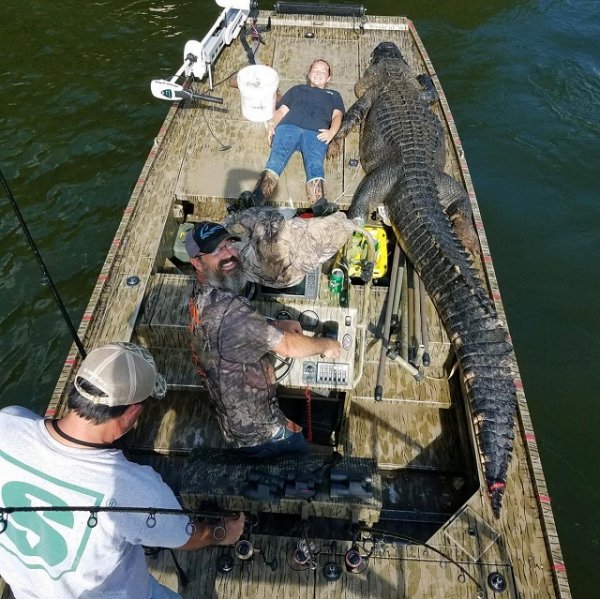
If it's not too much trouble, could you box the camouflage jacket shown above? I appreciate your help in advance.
[189,281,287,448]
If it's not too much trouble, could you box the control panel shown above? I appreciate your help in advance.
[302,361,350,387]
[254,301,358,390]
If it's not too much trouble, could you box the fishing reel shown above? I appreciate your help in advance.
[290,538,320,570]
[234,539,254,560]
[216,512,256,574]
[344,545,368,574]
[216,513,279,575]
[217,537,279,574]
[216,540,255,576]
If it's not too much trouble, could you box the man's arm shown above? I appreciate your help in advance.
[177,514,245,551]
[272,330,341,359]
[271,318,303,335]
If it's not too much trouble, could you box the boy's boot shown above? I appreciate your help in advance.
[306,178,338,217]
[231,170,279,213]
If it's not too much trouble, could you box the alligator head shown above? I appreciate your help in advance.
[371,41,405,64]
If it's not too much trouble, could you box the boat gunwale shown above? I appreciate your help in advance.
[408,21,570,597]
[44,101,182,419]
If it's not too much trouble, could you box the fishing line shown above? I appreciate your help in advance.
[206,26,265,90]
[358,525,484,590]
[0,167,87,358]
[193,22,266,151]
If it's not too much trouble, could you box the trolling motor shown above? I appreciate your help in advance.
[151,0,258,100]
[150,71,224,103]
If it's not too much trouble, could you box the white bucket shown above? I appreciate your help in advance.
[237,65,279,122]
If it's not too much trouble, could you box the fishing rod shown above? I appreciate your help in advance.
[419,278,431,367]
[0,504,238,534]
[0,167,86,358]
[374,243,401,401]
[357,525,485,592]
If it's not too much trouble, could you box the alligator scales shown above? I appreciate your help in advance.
[335,42,517,517]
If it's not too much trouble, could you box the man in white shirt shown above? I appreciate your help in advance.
[0,341,244,598]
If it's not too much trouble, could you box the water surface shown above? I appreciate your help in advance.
[1,1,598,595]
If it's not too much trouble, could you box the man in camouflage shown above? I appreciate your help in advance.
[186,221,340,458]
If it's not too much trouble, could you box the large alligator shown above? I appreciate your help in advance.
[334,41,517,517]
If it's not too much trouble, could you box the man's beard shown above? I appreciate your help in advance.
[204,256,247,294]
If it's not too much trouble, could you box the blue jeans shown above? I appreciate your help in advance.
[237,426,309,459]
[149,574,182,598]
[265,124,327,181]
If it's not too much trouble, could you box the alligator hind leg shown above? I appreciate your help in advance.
[435,172,480,257]
[347,165,397,222]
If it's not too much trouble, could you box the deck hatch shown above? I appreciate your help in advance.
[442,505,500,562]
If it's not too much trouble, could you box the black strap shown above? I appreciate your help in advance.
[50,419,114,449]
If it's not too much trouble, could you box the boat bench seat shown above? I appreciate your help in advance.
[134,273,205,390]
[124,389,226,454]
[136,273,193,349]
[180,448,382,525]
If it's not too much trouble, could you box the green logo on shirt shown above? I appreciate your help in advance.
[0,449,103,579]
[2,482,72,566]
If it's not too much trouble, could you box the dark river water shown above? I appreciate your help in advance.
[0,0,598,595]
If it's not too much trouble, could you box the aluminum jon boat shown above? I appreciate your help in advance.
[1,2,572,598]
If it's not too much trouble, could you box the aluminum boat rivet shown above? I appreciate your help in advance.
[487,571,507,592]
[322,562,342,582]
[216,553,235,574]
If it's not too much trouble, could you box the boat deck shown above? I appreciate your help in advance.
[30,9,570,599]
[147,535,519,599]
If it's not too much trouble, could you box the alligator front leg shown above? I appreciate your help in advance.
[333,89,377,141]
[416,73,439,104]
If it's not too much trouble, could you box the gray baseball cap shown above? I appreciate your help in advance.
[74,342,167,407]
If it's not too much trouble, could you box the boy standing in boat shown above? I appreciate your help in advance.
[240,59,344,216]
[186,221,340,458]
[0,342,244,599]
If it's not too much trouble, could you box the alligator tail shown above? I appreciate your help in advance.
[385,170,517,517]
